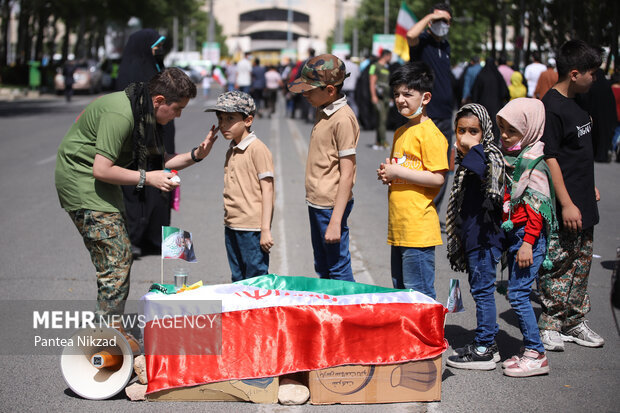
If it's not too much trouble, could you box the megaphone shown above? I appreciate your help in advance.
[60,327,136,400]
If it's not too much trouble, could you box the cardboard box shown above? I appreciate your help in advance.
[309,356,442,404]
[147,377,278,403]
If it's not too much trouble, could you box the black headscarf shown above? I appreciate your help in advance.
[471,58,510,138]
[117,28,175,155]
[125,82,164,176]
[116,29,162,90]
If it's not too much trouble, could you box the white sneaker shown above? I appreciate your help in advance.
[540,329,564,351]
[503,349,550,378]
[561,321,605,348]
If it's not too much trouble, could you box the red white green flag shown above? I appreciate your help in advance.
[394,1,417,62]
[161,226,196,262]
[142,275,447,394]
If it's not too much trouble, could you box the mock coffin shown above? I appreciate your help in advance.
[142,275,447,394]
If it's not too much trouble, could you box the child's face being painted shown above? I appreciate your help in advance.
[455,115,482,153]
[497,116,523,151]
[393,85,430,119]
[216,111,252,144]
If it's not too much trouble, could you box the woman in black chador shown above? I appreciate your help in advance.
[117,29,176,257]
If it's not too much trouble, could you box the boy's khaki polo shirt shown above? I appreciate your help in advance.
[306,96,360,208]
[224,132,274,230]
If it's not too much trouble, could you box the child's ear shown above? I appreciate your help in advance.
[569,69,580,82]
[422,91,432,106]
[244,114,254,128]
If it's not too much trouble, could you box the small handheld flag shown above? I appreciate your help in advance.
[162,226,197,262]
[160,226,197,283]
[446,278,465,313]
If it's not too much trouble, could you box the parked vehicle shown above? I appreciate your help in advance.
[54,60,103,94]
[176,63,203,83]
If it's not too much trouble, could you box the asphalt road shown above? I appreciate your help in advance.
[0,89,618,412]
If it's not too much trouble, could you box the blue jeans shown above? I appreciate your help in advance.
[391,246,436,298]
[308,200,355,281]
[506,226,546,353]
[225,228,269,282]
[466,246,501,347]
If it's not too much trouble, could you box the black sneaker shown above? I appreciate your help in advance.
[452,341,500,363]
[446,344,497,370]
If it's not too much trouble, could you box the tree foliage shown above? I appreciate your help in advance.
[0,0,226,67]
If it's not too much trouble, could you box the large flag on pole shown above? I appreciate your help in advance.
[161,226,197,262]
[142,275,448,394]
[394,1,417,62]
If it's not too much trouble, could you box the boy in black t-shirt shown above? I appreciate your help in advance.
[538,40,604,351]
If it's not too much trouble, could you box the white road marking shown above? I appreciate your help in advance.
[36,154,57,165]
[272,115,289,275]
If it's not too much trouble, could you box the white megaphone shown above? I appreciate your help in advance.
[60,327,137,400]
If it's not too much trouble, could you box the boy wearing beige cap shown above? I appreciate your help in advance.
[288,54,360,281]
[205,91,275,281]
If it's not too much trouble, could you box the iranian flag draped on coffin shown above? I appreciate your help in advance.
[142,275,447,394]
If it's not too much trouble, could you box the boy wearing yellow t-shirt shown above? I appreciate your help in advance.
[377,62,449,298]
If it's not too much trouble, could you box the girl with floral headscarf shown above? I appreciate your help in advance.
[445,103,505,371]
[496,97,558,378]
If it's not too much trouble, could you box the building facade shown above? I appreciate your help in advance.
[211,0,360,61]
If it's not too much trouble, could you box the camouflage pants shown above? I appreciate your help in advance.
[68,210,132,318]
[538,227,593,331]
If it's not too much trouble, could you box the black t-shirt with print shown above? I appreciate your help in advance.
[541,88,599,229]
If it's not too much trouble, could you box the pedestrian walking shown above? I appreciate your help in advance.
[62,59,76,102]
[264,66,283,117]
[369,49,393,149]
[471,57,510,139]
[343,54,360,117]
[235,52,252,94]
[534,58,558,100]
[524,53,547,97]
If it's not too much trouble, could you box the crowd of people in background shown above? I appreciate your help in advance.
[197,25,619,165]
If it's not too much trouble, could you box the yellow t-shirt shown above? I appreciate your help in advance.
[387,119,448,247]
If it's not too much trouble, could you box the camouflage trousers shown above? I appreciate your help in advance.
[68,210,132,318]
[538,227,593,331]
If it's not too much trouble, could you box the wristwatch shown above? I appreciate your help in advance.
[137,169,146,189]
[191,146,203,162]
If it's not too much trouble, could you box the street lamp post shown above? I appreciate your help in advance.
[384,0,389,34]
[207,0,215,45]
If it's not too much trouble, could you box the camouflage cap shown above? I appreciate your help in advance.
[204,90,256,116]
[287,54,348,93]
